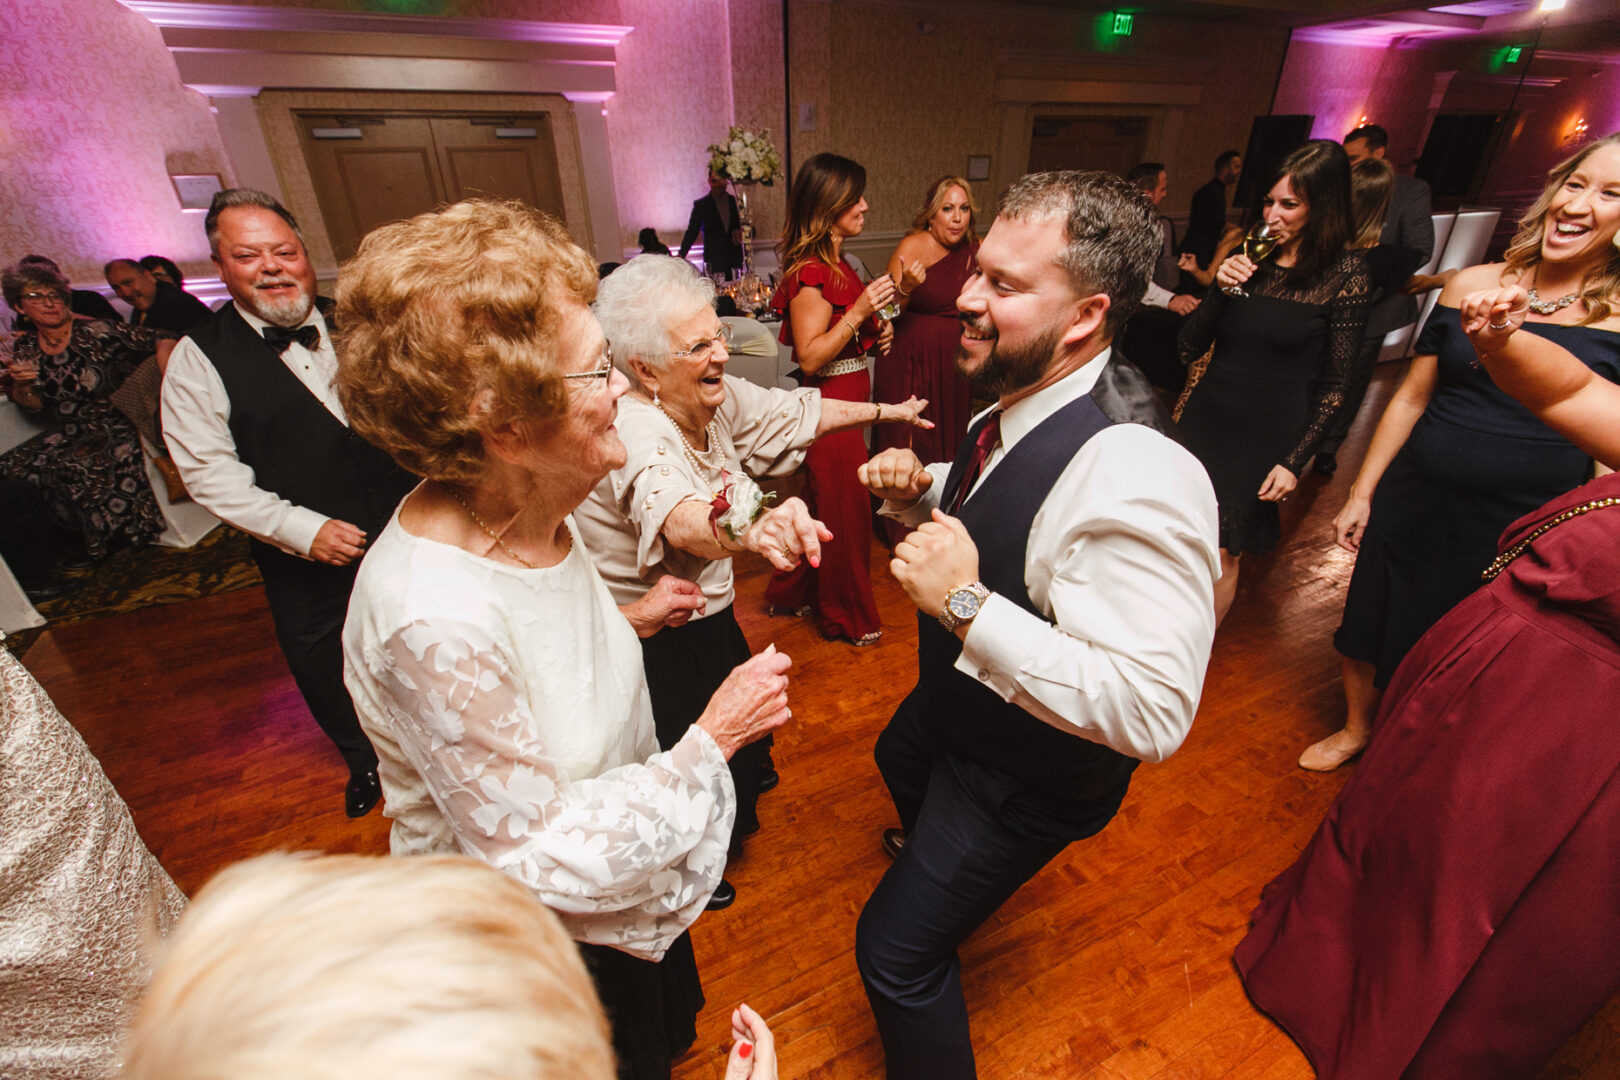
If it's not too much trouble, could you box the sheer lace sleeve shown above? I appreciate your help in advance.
[364,617,734,960]
[1175,284,1227,368]
[1279,253,1373,475]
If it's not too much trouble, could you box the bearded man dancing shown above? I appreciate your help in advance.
[161,190,415,817]
[855,171,1221,1078]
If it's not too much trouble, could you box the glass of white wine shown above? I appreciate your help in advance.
[1224,222,1279,299]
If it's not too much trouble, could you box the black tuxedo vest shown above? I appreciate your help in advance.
[902,355,1175,835]
[186,299,415,572]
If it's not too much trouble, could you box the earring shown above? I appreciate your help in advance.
[652,389,661,406]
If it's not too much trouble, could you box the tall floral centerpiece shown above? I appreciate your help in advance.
[706,125,782,286]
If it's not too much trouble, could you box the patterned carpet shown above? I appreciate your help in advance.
[6,526,262,657]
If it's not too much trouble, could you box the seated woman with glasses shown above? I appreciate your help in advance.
[1,260,176,600]
[576,254,929,908]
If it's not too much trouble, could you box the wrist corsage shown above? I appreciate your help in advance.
[709,470,775,543]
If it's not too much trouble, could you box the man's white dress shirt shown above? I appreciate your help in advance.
[161,302,341,558]
[883,348,1220,764]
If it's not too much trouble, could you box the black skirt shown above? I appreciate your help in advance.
[639,605,766,854]
[580,932,703,1080]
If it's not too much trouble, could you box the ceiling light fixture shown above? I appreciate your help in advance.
[1538,0,1567,11]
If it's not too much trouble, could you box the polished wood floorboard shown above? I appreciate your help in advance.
[17,363,1615,1078]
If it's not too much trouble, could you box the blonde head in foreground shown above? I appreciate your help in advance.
[119,853,615,1080]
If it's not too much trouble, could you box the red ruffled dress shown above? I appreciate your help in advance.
[765,258,882,642]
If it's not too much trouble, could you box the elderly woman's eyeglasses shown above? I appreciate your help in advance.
[670,323,734,361]
[563,344,614,387]
[20,292,67,307]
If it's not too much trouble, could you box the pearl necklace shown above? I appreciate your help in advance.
[1527,268,1580,315]
[654,400,726,474]
[447,488,540,569]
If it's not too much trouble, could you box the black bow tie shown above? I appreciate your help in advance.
[262,323,321,355]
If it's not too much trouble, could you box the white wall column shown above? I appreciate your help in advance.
[208,91,285,202]
[564,91,623,262]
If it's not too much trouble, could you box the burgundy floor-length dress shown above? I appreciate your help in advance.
[1235,472,1620,1080]
[872,241,978,547]
[764,257,882,642]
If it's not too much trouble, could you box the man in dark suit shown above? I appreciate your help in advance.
[853,171,1220,1080]
[1179,149,1242,275]
[104,258,212,335]
[161,189,415,818]
[1121,161,1200,393]
[678,172,744,275]
[1312,124,1436,475]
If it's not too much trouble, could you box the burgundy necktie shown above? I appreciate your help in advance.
[949,410,1001,514]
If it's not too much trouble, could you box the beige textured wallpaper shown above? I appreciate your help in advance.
[1,0,235,284]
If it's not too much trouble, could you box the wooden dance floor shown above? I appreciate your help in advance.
[18,365,1614,1078]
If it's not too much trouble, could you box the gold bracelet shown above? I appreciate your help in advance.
[872,402,882,423]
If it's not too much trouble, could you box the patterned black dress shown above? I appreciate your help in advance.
[1,320,169,557]
[1176,252,1372,554]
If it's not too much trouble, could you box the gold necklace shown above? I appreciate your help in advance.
[447,488,540,569]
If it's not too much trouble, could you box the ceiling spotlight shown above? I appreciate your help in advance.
[1538,0,1566,11]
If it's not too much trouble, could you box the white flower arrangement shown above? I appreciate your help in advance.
[707,126,782,185]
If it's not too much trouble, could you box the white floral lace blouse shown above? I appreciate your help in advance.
[341,509,736,961]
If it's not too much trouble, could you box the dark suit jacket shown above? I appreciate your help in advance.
[678,192,744,273]
[1365,174,1435,338]
[1180,178,1230,269]
[131,281,213,335]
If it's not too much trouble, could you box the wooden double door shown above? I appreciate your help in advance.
[298,112,566,262]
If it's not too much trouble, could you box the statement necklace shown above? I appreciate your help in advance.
[1526,268,1581,315]
[654,400,725,474]
[448,488,540,569]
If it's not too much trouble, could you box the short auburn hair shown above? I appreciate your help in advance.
[334,199,597,483]
[120,854,615,1080]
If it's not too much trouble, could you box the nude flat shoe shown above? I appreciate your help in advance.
[1298,729,1368,772]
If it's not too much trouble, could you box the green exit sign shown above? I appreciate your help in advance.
[1112,11,1134,35]
[1506,45,1523,62]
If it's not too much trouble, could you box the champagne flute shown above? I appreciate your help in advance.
[1224,222,1279,299]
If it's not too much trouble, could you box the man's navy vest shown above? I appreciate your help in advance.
[903,355,1176,834]
[187,299,415,571]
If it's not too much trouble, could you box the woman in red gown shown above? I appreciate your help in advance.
[765,153,898,646]
[1236,237,1620,1080]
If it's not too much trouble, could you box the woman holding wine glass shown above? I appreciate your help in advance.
[1176,139,1372,624]
[763,152,898,646]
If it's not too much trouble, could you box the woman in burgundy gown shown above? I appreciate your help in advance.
[874,178,979,468]
[1236,264,1620,1080]
[765,153,898,646]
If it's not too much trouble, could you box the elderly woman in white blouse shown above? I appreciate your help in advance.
[334,201,791,1080]
[576,255,929,908]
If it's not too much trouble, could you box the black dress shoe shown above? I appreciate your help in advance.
[345,770,382,818]
[881,827,907,860]
[1313,453,1339,477]
[58,551,101,571]
[705,879,737,911]
[757,764,780,793]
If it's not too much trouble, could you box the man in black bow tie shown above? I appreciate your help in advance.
[161,189,415,818]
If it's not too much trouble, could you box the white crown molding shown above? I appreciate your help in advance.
[118,2,633,47]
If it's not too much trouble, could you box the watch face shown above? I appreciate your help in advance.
[947,589,982,620]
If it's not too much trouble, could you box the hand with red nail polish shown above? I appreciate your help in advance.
[724,1002,777,1079]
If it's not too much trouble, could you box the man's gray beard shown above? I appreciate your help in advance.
[957,322,1063,398]
[246,283,314,328]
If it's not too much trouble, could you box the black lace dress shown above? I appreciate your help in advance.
[1176,252,1372,554]
[0,320,169,558]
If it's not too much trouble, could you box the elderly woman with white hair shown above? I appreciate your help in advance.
[576,255,929,907]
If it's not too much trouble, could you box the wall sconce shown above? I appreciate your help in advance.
[1357,114,1371,127]
[1567,117,1590,143]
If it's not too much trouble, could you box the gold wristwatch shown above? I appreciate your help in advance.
[938,581,990,631]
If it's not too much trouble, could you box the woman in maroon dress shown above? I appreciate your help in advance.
[875,177,979,465]
[1235,257,1620,1079]
[765,153,898,646]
